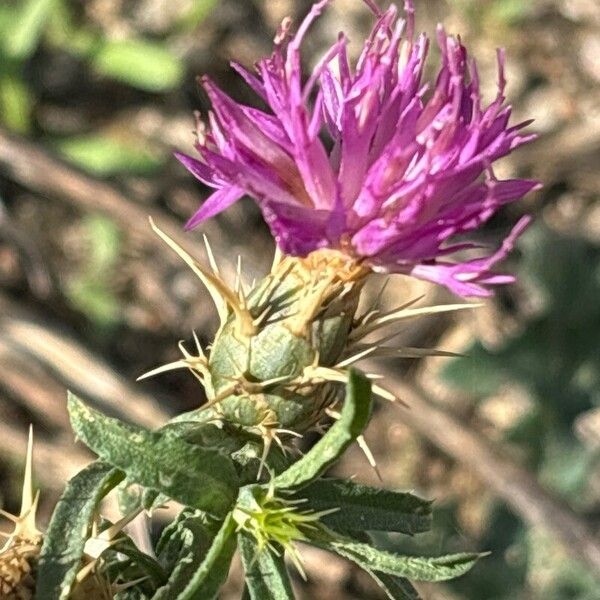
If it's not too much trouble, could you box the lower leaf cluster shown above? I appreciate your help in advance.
[34,370,482,600]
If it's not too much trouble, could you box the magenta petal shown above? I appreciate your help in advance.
[261,201,331,255]
[179,0,539,297]
[408,216,532,296]
[175,152,216,187]
[185,186,245,230]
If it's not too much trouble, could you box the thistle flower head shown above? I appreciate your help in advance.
[178,0,539,297]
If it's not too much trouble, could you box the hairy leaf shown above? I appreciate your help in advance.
[301,478,432,535]
[238,532,295,600]
[152,513,215,599]
[68,392,239,516]
[315,531,482,582]
[102,535,166,597]
[36,462,124,600]
[155,513,237,600]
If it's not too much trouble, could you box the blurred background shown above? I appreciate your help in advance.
[0,0,599,598]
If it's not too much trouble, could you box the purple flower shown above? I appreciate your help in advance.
[177,0,540,297]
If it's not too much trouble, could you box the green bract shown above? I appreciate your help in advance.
[145,222,371,447]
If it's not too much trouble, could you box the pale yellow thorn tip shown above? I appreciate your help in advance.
[356,435,382,482]
[20,425,34,519]
[136,360,191,381]
[202,234,220,275]
[149,217,256,337]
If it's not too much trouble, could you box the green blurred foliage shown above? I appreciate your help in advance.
[65,214,122,328]
[444,225,600,493]
[0,0,199,146]
[91,38,184,92]
[451,0,531,27]
[437,225,600,597]
[176,0,218,31]
[0,74,33,133]
[54,134,164,176]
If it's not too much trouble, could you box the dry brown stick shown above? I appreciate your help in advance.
[389,379,600,574]
[0,295,168,430]
[0,128,269,320]
[0,128,199,263]
[0,337,69,429]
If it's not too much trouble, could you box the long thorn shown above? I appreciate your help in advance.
[203,234,220,276]
[351,302,482,340]
[356,434,382,481]
[20,425,34,519]
[150,218,256,335]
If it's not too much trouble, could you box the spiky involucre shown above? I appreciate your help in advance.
[206,249,367,434]
[143,223,474,455]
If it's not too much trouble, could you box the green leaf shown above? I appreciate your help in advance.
[4,0,55,60]
[369,572,422,600]
[0,74,33,133]
[153,513,237,600]
[92,38,184,92]
[238,532,295,600]
[320,536,482,582]
[300,478,432,535]
[103,535,167,594]
[177,0,217,30]
[152,513,216,599]
[45,0,97,56]
[68,393,239,516]
[54,134,163,176]
[36,462,124,600]
[65,214,122,326]
[274,369,372,489]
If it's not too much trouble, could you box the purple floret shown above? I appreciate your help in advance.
[177,0,540,297]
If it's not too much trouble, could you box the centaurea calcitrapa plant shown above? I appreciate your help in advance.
[5,1,540,598]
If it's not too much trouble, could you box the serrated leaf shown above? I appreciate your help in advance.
[92,38,184,92]
[274,369,372,489]
[68,393,239,516]
[321,536,482,582]
[300,478,432,535]
[154,513,236,600]
[238,532,295,600]
[152,513,215,599]
[36,462,124,600]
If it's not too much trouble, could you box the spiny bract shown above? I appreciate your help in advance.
[0,431,143,599]
[143,221,473,458]
[0,430,41,600]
